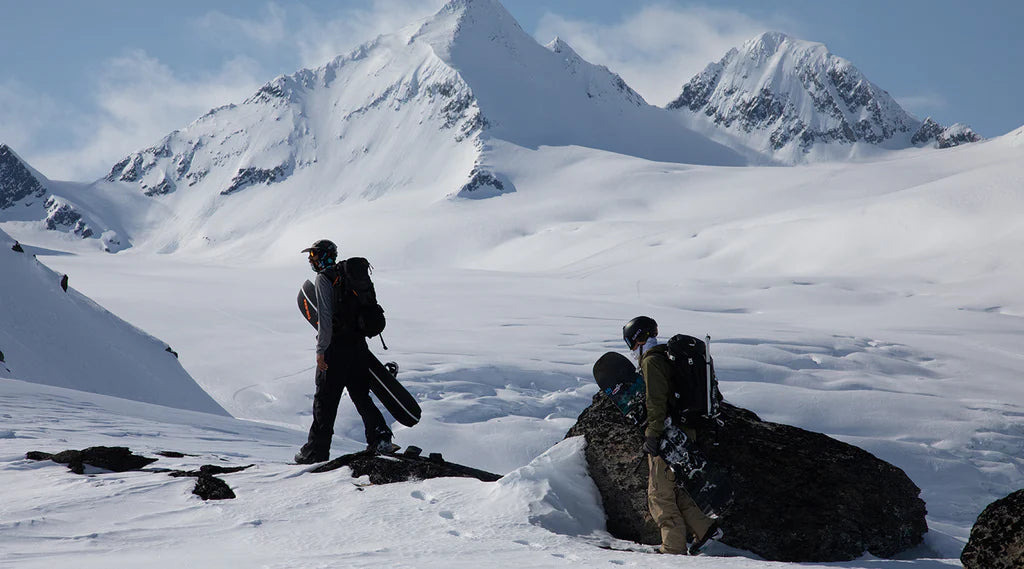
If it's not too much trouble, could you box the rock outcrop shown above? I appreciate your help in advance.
[26,446,247,501]
[312,446,501,483]
[27,446,158,474]
[961,489,1024,569]
[566,396,927,562]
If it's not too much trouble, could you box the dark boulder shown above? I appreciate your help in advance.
[192,473,236,500]
[28,446,157,474]
[566,396,927,562]
[312,446,501,483]
[961,489,1024,569]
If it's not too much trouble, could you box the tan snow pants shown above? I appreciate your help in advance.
[647,436,715,554]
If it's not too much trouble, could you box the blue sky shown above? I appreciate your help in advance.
[2,0,1022,180]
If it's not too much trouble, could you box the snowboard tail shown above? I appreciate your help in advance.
[297,279,421,427]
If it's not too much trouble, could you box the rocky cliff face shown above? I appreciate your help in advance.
[0,144,47,210]
[668,32,980,162]
[566,395,928,562]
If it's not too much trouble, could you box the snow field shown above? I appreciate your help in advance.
[8,135,1017,568]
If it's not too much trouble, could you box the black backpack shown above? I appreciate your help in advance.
[665,334,723,426]
[328,257,386,338]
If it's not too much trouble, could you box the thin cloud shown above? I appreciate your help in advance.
[0,80,63,156]
[34,51,265,181]
[14,1,446,181]
[535,4,784,106]
[194,3,289,47]
[895,93,949,119]
[289,0,445,69]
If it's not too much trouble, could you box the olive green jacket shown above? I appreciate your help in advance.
[640,344,675,439]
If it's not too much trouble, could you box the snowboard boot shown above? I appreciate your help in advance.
[688,521,723,555]
[367,434,400,455]
[294,451,329,465]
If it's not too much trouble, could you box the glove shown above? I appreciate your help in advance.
[643,435,661,456]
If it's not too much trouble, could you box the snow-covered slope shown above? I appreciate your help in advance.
[0,228,227,415]
[99,0,741,255]
[0,144,127,252]
[668,32,981,163]
[4,128,1023,566]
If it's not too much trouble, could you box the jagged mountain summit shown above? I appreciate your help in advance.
[101,0,741,254]
[668,32,981,163]
[0,144,125,251]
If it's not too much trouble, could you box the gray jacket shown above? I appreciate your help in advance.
[314,271,335,354]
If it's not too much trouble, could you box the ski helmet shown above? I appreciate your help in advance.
[301,239,338,272]
[623,316,658,349]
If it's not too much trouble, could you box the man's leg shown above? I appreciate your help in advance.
[297,367,343,461]
[676,487,714,541]
[648,455,688,554]
[335,340,391,448]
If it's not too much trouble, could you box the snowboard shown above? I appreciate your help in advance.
[592,351,732,516]
[298,279,421,427]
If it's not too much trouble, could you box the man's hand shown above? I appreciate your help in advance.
[316,353,328,372]
[643,435,661,456]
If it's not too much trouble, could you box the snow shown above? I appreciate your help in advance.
[3,130,1022,566]
[1,1,1022,567]
[668,31,948,163]
[0,228,226,415]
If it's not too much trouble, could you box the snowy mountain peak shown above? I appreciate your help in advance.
[0,144,48,210]
[96,0,740,253]
[668,32,980,162]
[545,36,575,55]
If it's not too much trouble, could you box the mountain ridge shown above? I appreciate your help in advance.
[668,31,981,163]
[93,0,742,254]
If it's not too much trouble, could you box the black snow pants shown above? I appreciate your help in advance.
[299,336,390,459]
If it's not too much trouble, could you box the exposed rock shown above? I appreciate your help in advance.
[566,395,927,562]
[221,164,290,196]
[312,446,501,483]
[191,473,236,500]
[28,446,248,501]
[43,197,94,238]
[27,446,158,474]
[0,144,47,210]
[156,450,188,458]
[60,274,68,292]
[911,117,945,145]
[936,123,983,149]
[961,489,1024,569]
[166,465,252,500]
[455,167,513,199]
[12,241,24,252]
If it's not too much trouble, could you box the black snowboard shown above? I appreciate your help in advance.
[297,279,421,427]
[593,351,732,516]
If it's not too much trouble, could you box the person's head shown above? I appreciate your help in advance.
[301,239,338,273]
[623,316,658,351]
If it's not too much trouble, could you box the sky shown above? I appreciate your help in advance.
[1,0,1022,181]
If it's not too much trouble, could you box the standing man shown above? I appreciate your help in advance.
[294,239,397,464]
[623,316,723,555]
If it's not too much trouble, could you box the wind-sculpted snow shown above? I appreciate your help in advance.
[669,31,982,163]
